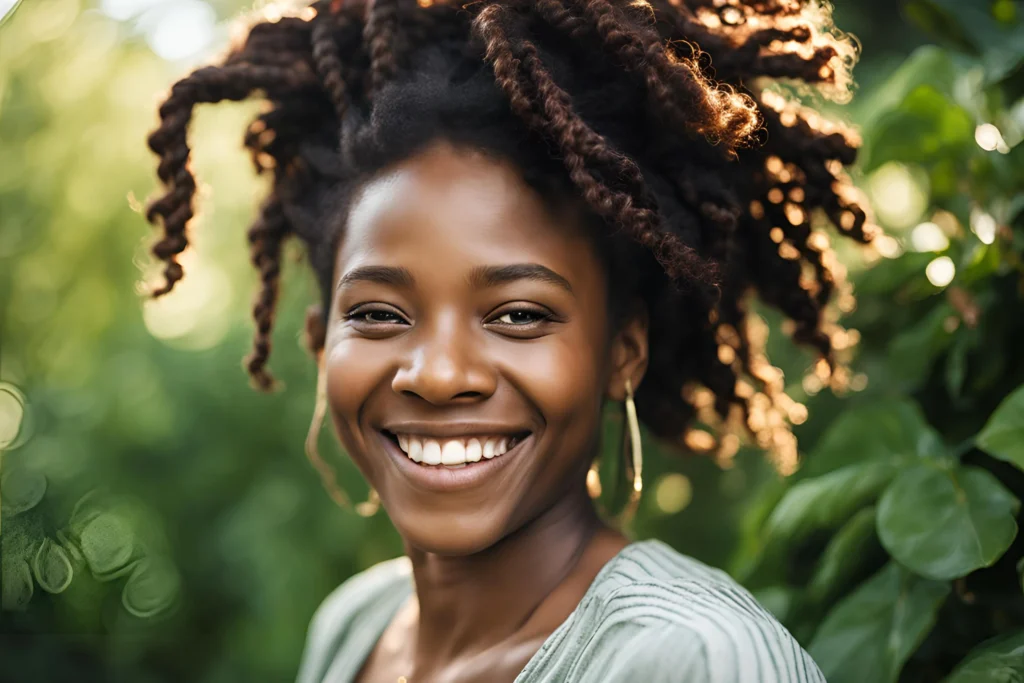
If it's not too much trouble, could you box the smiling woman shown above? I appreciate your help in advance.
[143,0,870,681]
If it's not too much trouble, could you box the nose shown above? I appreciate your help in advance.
[391,312,497,405]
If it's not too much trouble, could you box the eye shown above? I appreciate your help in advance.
[344,305,409,326]
[489,306,554,327]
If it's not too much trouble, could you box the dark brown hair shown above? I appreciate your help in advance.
[144,0,875,473]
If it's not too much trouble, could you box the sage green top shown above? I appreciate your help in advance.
[295,539,825,683]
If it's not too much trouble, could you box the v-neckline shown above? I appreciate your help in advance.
[339,539,649,683]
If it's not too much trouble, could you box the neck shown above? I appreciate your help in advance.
[404,485,605,668]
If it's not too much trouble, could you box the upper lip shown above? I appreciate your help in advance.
[380,422,531,438]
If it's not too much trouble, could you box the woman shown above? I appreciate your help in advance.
[144,0,872,680]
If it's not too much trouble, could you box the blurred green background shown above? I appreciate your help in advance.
[1,1,1023,682]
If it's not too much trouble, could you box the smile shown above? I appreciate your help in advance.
[377,426,533,492]
[382,431,528,468]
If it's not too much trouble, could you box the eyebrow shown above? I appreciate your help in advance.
[469,263,574,296]
[336,265,415,291]
[336,263,573,296]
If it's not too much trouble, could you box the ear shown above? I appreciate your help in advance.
[305,304,327,368]
[605,301,649,402]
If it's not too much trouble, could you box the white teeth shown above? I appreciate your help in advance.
[392,433,525,466]
[408,438,423,463]
[441,440,467,465]
[422,439,442,465]
[466,438,482,463]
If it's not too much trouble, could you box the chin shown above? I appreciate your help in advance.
[389,505,511,556]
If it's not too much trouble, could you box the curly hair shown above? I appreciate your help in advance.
[144,0,876,477]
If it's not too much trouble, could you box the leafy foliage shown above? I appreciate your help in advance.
[737,1,1024,679]
[978,385,1024,471]
[807,563,950,683]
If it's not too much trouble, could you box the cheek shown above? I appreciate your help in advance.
[503,327,607,430]
[324,337,386,461]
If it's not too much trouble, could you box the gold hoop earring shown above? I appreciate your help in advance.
[305,367,379,517]
[617,378,643,526]
[586,459,603,499]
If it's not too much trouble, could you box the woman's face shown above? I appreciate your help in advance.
[322,140,647,555]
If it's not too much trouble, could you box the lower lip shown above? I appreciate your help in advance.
[377,431,532,492]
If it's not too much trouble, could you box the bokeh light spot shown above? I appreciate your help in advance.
[925,256,956,287]
[0,382,26,449]
[975,123,1009,154]
[654,473,693,515]
[142,250,233,350]
[0,0,23,27]
[867,162,928,229]
[872,234,904,259]
[910,222,950,252]
[970,208,997,245]
[142,0,216,61]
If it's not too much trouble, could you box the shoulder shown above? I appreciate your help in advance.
[295,556,413,683]
[567,540,825,683]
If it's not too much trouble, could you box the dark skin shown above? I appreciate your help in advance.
[310,140,649,683]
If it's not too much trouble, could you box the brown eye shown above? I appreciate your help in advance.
[345,306,408,325]
[362,310,404,323]
[489,305,555,329]
[495,310,547,325]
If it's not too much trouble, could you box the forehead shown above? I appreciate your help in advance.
[335,142,602,283]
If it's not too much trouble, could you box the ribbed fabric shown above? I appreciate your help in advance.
[295,539,825,683]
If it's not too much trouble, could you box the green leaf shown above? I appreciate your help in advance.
[765,459,905,549]
[0,466,47,515]
[32,537,73,594]
[887,303,960,390]
[808,563,950,683]
[854,252,937,296]
[866,85,974,171]
[79,513,134,578]
[977,384,1024,472]
[906,0,1024,84]
[122,558,180,618]
[852,46,957,129]
[904,1,978,53]
[806,506,881,607]
[878,464,1019,580]
[805,398,943,475]
[944,630,1024,682]
[1,558,34,611]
